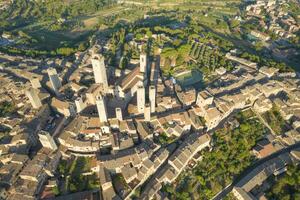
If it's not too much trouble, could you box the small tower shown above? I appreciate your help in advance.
[115,107,123,121]
[137,81,145,113]
[75,96,86,113]
[96,94,108,123]
[144,103,151,122]
[30,78,41,89]
[47,68,61,95]
[25,87,42,109]
[38,130,58,151]
[149,85,156,113]
[140,53,147,73]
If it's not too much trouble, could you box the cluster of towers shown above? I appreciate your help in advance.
[25,48,157,125]
[91,53,110,123]
[92,55,124,123]
[136,53,157,121]
[92,51,157,123]
[25,67,63,110]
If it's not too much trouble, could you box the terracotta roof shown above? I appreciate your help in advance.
[87,117,101,128]
[51,98,69,110]
[81,129,101,134]
[120,66,143,91]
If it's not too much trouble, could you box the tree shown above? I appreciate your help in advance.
[56,47,75,56]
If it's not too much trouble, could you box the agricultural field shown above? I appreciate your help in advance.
[189,42,233,81]
[0,0,244,57]
[0,0,138,55]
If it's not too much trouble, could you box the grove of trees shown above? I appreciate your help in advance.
[162,110,267,199]
[266,165,300,200]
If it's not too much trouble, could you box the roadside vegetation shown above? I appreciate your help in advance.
[266,165,300,200]
[240,52,294,73]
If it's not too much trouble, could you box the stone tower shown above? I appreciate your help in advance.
[137,81,145,113]
[96,94,108,123]
[91,54,108,89]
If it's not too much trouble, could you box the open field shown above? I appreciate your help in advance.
[0,0,243,54]
[120,0,241,14]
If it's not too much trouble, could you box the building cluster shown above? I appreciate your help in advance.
[246,0,299,39]
[140,133,211,199]
[98,140,170,199]
[49,46,207,199]
[1,148,61,200]
[0,52,77,199]
[0,74,62,199]
[0,126,61,200]
[194,52,300,135]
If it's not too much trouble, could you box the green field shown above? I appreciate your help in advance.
[0,0,130,54]
[175,69,203,88]
[0,0,242,55]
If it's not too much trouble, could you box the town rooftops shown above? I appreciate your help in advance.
[99,167,112,187]
[232,187,256,200]
[198,90,212,100]
[86,117,101,128]
[50,98,70,110]
[119,66,143,92]
[121,164,137,183]
[86,83,103,94]
[259,66,279,77]
[10,153,29,164]
[205,107,222,121]
[136,121,152,140]
[252,139,277,158]
[64,116,84,133]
